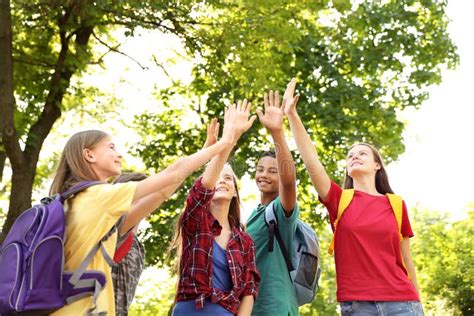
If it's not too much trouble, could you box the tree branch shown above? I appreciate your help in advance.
[92,31,148,70]
[0,150,6,182]
[12,57,55,68]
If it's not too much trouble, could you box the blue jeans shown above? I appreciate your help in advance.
[340,301,424,316]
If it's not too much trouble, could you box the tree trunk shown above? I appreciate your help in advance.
[1,165,35,239]
[0,0,93,241]
[0,0,22,241]
[0,151,6,182]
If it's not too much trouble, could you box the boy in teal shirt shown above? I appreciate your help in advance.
[247,86,299,316]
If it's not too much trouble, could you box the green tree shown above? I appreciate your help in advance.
[0,0,226,240]
[411,209,473,315]
[132,0,458,267]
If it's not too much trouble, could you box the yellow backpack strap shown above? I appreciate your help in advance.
[386,193,410,277]
[386,193,403,241]
[328,189,354,255]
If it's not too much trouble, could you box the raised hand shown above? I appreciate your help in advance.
[282,78,300,116]
[221,103,237,145]
[202,118,220,149]
[256,90,285,132]
[233,99,257,138]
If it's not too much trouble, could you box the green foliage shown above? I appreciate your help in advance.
[411,209,473,315]
[128,267,176,315]
[300,222,338,315]
[132,0,458,266]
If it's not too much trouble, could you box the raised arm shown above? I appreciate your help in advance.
[119,183,180,235]
[257,90,296,214]
[120,119,229,234]
[283,78,331,200]
[202,100,256,189]
[132,115,235,202]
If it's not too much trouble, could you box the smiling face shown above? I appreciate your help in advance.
[213,164,237,202]
[255,156,280,194]
[346,144,381,179]
[83,137,123,180]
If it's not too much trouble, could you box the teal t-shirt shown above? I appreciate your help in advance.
[246,196,299,316]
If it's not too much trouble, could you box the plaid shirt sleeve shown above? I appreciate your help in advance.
[241,234,260,299]
[181,177,215,235]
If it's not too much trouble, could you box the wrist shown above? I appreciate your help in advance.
[220,136,234,146]
[269,128,284,137]
[286,109,298,118]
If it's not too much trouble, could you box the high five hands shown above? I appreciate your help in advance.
[204,100,257,148]
[257,90,285,133]
[282,78,299,116]
[203,79,299,144]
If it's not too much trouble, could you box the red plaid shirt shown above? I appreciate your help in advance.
[176,178,260,314]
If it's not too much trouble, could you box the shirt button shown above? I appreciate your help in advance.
[228,260,231,263]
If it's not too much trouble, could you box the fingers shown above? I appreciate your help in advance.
[275,90,280,109]
[293,95,299,107]
[248,115,257,126]
[285,78,297,97]
[237,99,250,113]
[244,100,251,113]
[281,98,287,113]
[208,118,217,134]
[214,122,220,137]
[237,100,242,112]
[263,93,269,112]
[256,108,264,121]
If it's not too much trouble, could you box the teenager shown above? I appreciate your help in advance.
[51,107,236,315]
[246,89,300,315]
[172,101,260,315]
[283,78,423,316]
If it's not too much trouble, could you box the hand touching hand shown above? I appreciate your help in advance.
[282,78,300,116]
[202,118,220,149]
[221,104,237,145]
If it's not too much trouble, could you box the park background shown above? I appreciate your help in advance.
[0,0,472,315]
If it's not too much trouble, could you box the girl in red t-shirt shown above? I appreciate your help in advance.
[281,78,423,315]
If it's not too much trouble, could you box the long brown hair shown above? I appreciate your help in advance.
[49,130,110,195]
[170,165,243,274]
[343,142,394,194]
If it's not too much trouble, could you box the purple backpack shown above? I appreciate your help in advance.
[0,181,123,315]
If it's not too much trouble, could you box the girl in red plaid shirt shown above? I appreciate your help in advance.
[172,101,260,315]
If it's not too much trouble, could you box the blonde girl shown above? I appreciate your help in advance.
[50,109,237,315]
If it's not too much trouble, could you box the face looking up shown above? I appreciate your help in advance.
[213,164,238,201]
[346,144,381,179]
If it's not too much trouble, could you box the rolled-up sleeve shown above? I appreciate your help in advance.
[241,237,260,299]
[181,177,215,235]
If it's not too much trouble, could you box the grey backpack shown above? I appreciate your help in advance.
[264,201,321,306]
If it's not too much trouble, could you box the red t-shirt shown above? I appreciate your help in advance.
[321,181,419,302]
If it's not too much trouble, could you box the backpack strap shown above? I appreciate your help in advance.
[264,202,294,272]
[63,215,126,310]
[61,181,106,201]
[386,193,403,241]
[386,193,410,278]
[328,189,354,255]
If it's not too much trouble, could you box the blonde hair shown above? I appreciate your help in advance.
[49,130,110,195]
